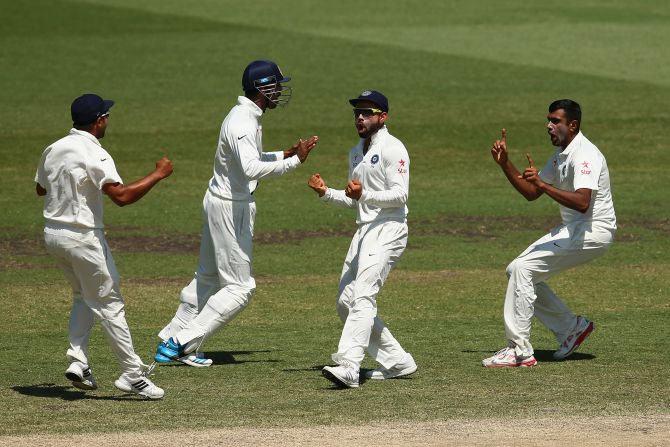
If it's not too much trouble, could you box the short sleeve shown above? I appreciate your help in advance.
[572,154,601,191]
[538,155,556,185]
[35,150,48,187]
[87,149,123,190]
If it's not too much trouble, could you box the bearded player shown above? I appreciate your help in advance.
[308,90,416,388]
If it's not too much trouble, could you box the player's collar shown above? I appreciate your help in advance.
[237,96,263,119]
[559,131,583,156]
[69,128,101,146]
[359,125,388,147]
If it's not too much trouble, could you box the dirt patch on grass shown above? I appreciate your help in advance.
[1,217,666,259]
[1,414,667,446]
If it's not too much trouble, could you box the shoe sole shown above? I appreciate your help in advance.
[178,356,213,368]
[366,364,418,380]
[65,371,98,390]
[555,321,595,360]
[322,368,359,388]
[65,371,82,382]
[482,358,538,368]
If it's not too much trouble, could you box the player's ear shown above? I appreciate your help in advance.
[379,112,388,124]
[568,119,579,133]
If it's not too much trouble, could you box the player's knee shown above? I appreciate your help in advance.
[351,296,376,315]
[236,285,255,307]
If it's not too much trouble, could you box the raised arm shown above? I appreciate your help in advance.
[103,156,173,207]
[491,128,543,201]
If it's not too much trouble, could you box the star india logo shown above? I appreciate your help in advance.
[397,159,407,174]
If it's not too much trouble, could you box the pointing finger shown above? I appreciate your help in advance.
[501,128,507,142]
[526,153,534,167]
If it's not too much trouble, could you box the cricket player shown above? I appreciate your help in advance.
[308,90,416,388]
[155,60,319,365]
[483,99,616,368]
[35,93,172,399]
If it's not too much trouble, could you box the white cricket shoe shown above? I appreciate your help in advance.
[115,374,164,400]
[365,353,417,380]
[554,316,595,360]
[179,352,213,368]
[482,346,537,368]
[322,362,359,388]
[65,362,98,390]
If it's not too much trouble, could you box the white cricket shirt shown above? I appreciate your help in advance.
[35,128,122,230]
[208,96,301,201]
[539,131,616,229]
[321,126,409,225]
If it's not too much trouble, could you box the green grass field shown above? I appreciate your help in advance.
[1,0,668,437]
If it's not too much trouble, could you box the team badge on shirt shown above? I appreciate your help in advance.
[371,154,379,165]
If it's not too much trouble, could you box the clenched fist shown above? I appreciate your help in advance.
[155,156,173,179]
[308,173,327,197]
[345,180,362,200]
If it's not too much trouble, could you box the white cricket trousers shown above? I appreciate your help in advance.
[332,218,409,370]
[44,226,144,378]
[161,190,256,353]
[504,222,614,357]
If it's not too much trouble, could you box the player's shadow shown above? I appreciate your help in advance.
[282,364,328,373]
[160,350,279,367]
[462,349,596,362]
[533,350,596,362]
[12,383,148,401]
[284,365,381,390]
[208,350,280,365]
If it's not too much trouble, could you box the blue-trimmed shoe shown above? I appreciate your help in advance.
[155,337,184,362]
[179,352,213,368]
[154,349,174,364]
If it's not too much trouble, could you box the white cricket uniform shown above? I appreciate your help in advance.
[159,96,301,350]
[35,128,146,379]
[320,126,411,370]
[504,131,616,357]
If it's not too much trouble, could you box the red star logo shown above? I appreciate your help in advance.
[580,161,590,168]
[399,159,406,167]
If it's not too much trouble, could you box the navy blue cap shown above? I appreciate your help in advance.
[71,94,114,125]
[349,90,388,112]
[242,60,291,91]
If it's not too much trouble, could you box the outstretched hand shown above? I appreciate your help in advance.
[296,135,319,163]
[308,173,327,197]
[491,128,509,165]
[345,179,362,200]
